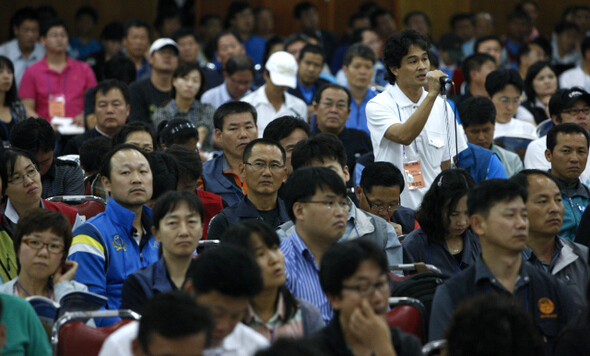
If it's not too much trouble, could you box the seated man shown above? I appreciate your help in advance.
[10,118,84,198]
[99,245,269,356]
[356,161,417,236]
[559,37,590,92]
[288,44,330,117]
[511,169,589,309]
[200,101,258,206]
[545,123,590,241]
[278,133,401,267]
[200,54,255,109]
[307,238,422,355]
[202,30,246,89]
[524,88,590,185]
[63,79,130,155]
[207,139,289,240]
[280,166,349,323]
[429,179,575,354]
[312,83,372,180]
[460,96,523,177]
[454,53,497,109]
[263,115,310,177]
[242,51,307,135]
[131,292,213,356]
[68,144,159,326]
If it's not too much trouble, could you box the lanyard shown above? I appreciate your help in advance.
[172,100,197,123]
[16,279,51,298]
[396,103,419,160]
[46,66,69,96]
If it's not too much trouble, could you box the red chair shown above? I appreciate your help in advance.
[46,195,106,221]
[51,309,140,356]
[387,296,427,343]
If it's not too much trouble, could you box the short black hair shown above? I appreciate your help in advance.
[467,179,528,217]
[370,7,394,29]
[152,190,204,230]
[9,117,55,154]
[153,8,181,32]
[225,54,255,76]
[165,144,202,183]
[242,138,286,165]
[283,166,347,221]
[291,133,347,172]
[343,43,375,67]
[510,169,560,193]
[95,79,131,105]
[360,161,405,194]
[546,123,590,153]
[104,55,137,84]
[416,169,474,244]
[75,5,98,23]
[213,101,257,131]
[99,143,150,180]
[225,1,252,29]
[446,294,544,356]
[186,245,263,298]
[450,12,474,29]
[14,208,72,266]
[459,96,497,127]
[383,29,429,85]
[523,61,556,102]
[319,239,388,297]
[40,17,68,37]
[124,19,150,38]
[137,292,214,353]
[473,35,502,54]
[11,7,39,29]
[100,21,124,41]
[299,44,325,62]
[111,122,157,150]
[263,116,310,142]
[554,21,580,35]
[485,69,524,98]
[507,9,531,24]
[351,27,379,45]
[348,12,370,29]
[294,1,317,19]
[213,30,242,54]
[254,337,321,356]
[283,33,310,52]
[403,11,431,28]
[461,53,496,84]
[313,83,352,107]
[172,28,199,43]
[79,136,111,174]
[147,151,178,201]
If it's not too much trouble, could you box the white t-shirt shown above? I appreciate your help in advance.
[241,85,308,137]
[98,321,269,356]
[559,66,590,92]
[524,135,590,186]
[494,119,538,139]
[366,84,468,210]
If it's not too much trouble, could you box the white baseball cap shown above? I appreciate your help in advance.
[149,38,179,56]
[265,51,298,89]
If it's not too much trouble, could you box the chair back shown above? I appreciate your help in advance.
[387,297,427,343]
[46,195,106,221]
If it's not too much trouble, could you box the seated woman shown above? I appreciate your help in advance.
[0,149,81,236]
[522,61,558,125]
[0,56,28,145]
[0,209,86,300]
[402,169,480,277]
[120,190,204,313]
[220,220,324,342]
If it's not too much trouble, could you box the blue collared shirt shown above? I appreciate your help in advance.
[345,87,377,135]
[281,229,332,324]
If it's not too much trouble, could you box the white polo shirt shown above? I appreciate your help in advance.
[201,82,252,109]
[559,66,590,92]
[366,84,468,210]
[241,85,308,137]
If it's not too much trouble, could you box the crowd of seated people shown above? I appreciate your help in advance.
[1,1,590,355]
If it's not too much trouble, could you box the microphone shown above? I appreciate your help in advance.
[426,71,454,85]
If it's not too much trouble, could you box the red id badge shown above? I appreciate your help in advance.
[49,94,66,118]
[403,160,425,190]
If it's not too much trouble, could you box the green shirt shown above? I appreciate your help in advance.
[0,293,51,355]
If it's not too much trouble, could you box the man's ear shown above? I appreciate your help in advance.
[238,162,245,176]
[551,114,560,125]
[470,214,485,237]
[355,185,363,201]
[545,148,552,163]
[293,201,305,222]
[343,165,350,184]
[101,175,112,193]
[326,293,342,311]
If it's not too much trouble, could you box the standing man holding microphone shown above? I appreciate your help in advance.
[366,29,467,210]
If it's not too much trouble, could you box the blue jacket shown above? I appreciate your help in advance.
[121,257,175,314]
[554,176,590,241]
[456,143,507,183]
[201,154,244,206]
[67,199,159,326]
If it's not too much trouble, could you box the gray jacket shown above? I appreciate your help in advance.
[523,237,589,309]
[276,201,402,266]
[0,278,88,303]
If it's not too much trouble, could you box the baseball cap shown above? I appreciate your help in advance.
[149,38,179,56]
[265,51,298,89]
[549,87,590,117]
[158,119,198,146]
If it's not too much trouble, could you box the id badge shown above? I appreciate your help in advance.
[49,94,66,118]
[403,160,425,190]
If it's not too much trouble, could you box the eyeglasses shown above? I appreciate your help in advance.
[8,167,39,185]
[363,191,400,214]
[244,161,285,172]
[301,200,352,213]
[318,100,348,111]
[497,97,521,105]
[342,279,390,297]
[22,238,65,254]
[562,107,590,116]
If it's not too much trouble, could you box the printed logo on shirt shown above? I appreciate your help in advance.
[538,297,557,318]
[112,234,127,252]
